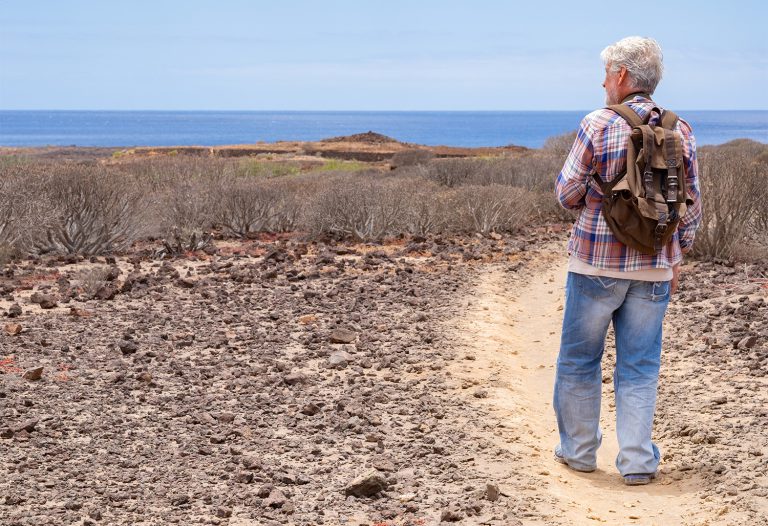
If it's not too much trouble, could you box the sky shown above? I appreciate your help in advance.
[0,0,766,111]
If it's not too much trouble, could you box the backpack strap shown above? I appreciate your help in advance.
[607,104,645,128]
[660,109,679,130]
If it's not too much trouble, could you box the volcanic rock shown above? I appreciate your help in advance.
[22,367,44,381]
[344,469,388,497]
[330,328,357,344]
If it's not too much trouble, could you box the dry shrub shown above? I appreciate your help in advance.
[306,174,406,241]
[693,142,768,260]
[425,158,482,187]
[401,180,453,236]
[211,176,279,238]
[542,130,578,159]
[34,165,145,255]
[72,266,112,298]
[0,167,50,259]
[390,149,435,169]
[454,185,535,236]
[155,176,215,240]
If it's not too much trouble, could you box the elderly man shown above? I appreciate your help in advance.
[553,36,702,485]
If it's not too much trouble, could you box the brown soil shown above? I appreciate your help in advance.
[1,233,766,525]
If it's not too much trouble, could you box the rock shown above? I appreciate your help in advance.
[118,340,138,355]
[738,335,758,349]
[234,471,253,484]
[284,371,308,385]
[330,328,357,344]
[440,508,464,522]
[344,469,388,497]
[93,284,118,300]
[69,307,92,318]
[489,232,503,240]
[298,314,318,324]
[30,292,57,309]
[177,278,196,289]
[485,483,500,502]
[300,403,321,416]
[242,456,262,470]
[263,489,286,508]
[215,507,232,518]
[473,389,488,399]
[3,323,22,336]
[22,367,44,381]
[13,418,38,433]
[256,484,273,498]
[7,304,22,318]
[0,428,13,439]
[328,350,353,368]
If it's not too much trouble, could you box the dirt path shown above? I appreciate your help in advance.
[453,255,713,526]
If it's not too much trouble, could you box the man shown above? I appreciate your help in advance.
[553,36,702,485]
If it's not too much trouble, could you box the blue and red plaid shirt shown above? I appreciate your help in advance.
[555,94,702,271]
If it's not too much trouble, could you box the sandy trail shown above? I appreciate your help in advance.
[454,255,709,526]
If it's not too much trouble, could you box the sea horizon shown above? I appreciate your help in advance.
[2,109,767,149]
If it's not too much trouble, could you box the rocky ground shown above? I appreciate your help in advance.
[1,231,766,526]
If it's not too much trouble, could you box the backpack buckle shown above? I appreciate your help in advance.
[655,223,667,235]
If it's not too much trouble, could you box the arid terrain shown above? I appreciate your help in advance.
[1,228,766,526]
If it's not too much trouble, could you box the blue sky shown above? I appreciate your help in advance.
[1,0,766,110]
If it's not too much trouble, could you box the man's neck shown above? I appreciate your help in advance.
[621,91,652,103]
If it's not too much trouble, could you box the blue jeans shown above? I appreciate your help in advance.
[554,272,670,476]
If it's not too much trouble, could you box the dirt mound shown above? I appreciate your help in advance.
[320,131,401,144]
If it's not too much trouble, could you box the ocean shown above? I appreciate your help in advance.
[0,110,766,149]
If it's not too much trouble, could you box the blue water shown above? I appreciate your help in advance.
[0,110,766,148]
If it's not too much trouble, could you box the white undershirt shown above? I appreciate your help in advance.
[568,254,673,282]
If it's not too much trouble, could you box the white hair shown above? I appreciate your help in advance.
[600,36,664,95]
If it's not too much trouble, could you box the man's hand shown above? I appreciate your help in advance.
[671,263,681,294]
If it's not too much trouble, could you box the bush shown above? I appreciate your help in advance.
[35,164,145,255]
[211,176,279,238]
[390,149,435,169]
[454,185,535,236]
[305,175,406,241]
[693,143,768,260]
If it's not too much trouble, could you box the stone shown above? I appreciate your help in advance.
[13,418,38,433]
[234,471,253,484]
[440,508,464,522]
[738,335,758,349]
[330,328,357,344]
[4,323,22,336]
[118,340,138,355]
[300,403,321,416]
[215,507,232,518]
[344,469,388,497]
[22,367,44,381]
[263,489,286,508]
[93,284,118,300]
[0,428,13,439]
[284,371,308,385]
[7,304,22,318]
[328,350,353,368]
[485,483,500,502]
[30,292,57,309]
[298,314,318,324]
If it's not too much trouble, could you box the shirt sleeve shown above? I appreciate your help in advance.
[555,116,596,210]
[677,121,702,250]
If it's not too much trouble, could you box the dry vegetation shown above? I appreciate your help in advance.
[0,136,766,263]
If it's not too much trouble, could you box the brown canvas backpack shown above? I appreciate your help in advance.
[591,100,692,255]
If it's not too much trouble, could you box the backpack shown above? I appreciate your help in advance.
[591,102,691,256]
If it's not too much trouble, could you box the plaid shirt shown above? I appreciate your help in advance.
[555,94,702,271]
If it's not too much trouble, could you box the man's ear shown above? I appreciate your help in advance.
[618,66,628,85]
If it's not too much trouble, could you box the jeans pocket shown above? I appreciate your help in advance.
[650,280,671,302]
[576,274,618,299]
